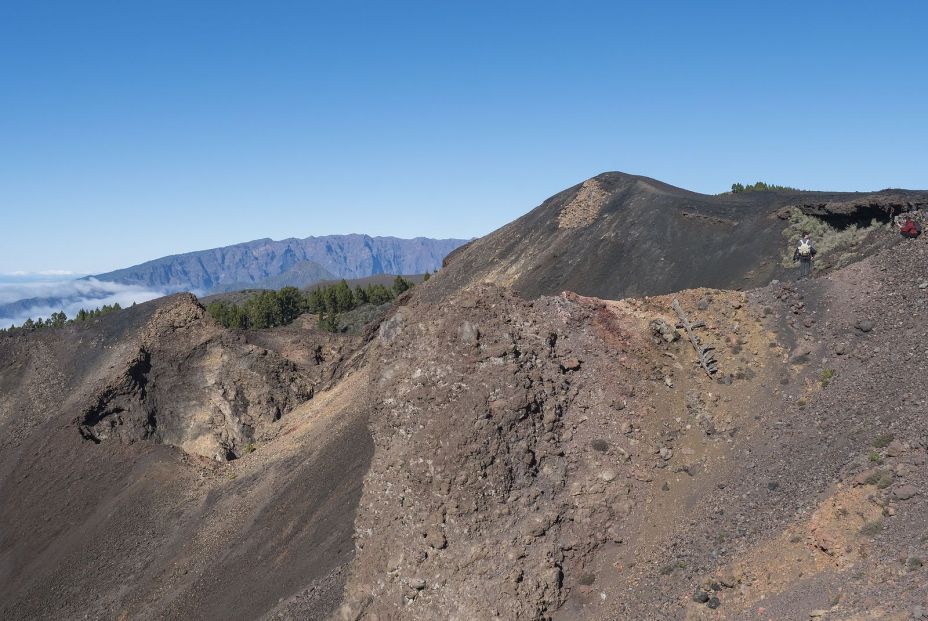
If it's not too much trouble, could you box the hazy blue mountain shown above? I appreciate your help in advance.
[90,234,469,294]
[1,235,467,325]
[208,260,336,294]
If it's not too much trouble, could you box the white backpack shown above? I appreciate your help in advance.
[797,239,812,257]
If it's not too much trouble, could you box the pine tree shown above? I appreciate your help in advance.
[392,275,411,296]
[366,284,393,305]
[278,286,303,324]
[334,280,353,312]
[231,305,244,329]
[305,288,324,314]
[244,291,283,329]
[50,311,67,328]
[318,308,338,332]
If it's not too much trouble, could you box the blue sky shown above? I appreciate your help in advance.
[1,1,926,274]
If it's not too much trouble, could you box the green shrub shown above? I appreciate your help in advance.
[872,433,894,449]
[7,303,123,332]
[731,181,801,193]
[860,520,883,537]
[208,279,413,330]
[780,208,888,269]
[392,275,412,296]
[863,468,893,488]
[318,309,339,333]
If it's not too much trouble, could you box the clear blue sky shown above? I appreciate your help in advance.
[2,1,926,274]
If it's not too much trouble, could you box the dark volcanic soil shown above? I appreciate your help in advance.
[432,172,927,300]
[0,295,372,621]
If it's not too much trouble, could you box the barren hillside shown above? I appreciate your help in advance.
[1,173,926,620]
[0,295,373,620]
[338,239,928,620]
[430,172,927,300]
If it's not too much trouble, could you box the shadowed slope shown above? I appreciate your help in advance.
[0,296,372,621]
[431,172,927,300]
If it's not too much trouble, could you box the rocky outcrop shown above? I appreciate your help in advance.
[340,286,645,619]
[76,294,313,460]
[339,238,928,619]
[786,191,928,218]
[557,178,610,229]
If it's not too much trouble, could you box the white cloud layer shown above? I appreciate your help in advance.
[0,271,86,283]
[0,278,165,327]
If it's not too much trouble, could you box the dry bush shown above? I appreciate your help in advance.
[780,208,890,268]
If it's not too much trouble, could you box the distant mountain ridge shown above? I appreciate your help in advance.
[208,260,336,294]
[90,234,469,294]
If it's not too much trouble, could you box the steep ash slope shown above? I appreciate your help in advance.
[431,172,927,300]
[0,295,373,621]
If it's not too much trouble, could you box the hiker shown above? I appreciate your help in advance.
[898,215,922,239]
[793,232,816,279]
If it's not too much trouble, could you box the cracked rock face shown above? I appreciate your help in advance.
[340,285,639,620]
[77,295,312,460]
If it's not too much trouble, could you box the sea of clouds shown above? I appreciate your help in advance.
[0,273,166,327]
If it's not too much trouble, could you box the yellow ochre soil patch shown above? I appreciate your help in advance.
[557,179,610,229]
[691,483,885,619]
